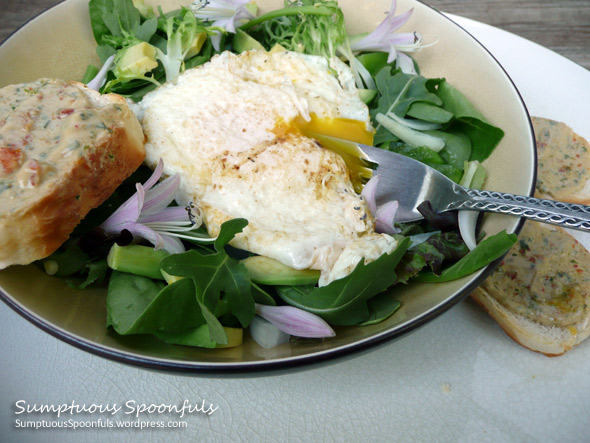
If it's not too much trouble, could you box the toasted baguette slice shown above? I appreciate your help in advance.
[0,79,145,268]
[472,222,590,356]
[532,116,590,204]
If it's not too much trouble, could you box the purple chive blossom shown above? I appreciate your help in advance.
[361,175,400,235]
[100,159,211,254]
[349,0,431,74]
[86,55,115,91]
[255,304,335,338]
[190,0,255,51]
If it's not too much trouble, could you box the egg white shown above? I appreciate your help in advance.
[135,50,398,286]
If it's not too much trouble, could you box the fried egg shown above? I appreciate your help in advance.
[134,50,398,286]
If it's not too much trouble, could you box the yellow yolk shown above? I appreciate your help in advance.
[272,114,374,191]
[272,113,374,145]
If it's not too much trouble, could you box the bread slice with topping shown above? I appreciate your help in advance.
[0,78,145,268]
[472,222,590,356]
[471,116,590,356]
[532,116,590,204]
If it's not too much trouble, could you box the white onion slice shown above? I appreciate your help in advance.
[249,316,290,349]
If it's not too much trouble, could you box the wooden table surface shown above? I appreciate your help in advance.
[1,0,589,70]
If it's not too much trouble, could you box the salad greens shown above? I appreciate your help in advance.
[40,0,518,349]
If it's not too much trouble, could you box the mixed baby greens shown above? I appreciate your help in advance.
[41,0,517,349]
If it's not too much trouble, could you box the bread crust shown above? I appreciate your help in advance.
[472,216,590,357]
[471,117,590,356]
[472,286,590,357]
[0,80,145,268]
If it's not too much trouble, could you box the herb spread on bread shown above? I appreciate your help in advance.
[532,117,590,203]
[472,117,590,356]
[482,222,589,329]
[0,78,145,268]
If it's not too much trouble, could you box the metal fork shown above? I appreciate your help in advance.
[352,141,590,232]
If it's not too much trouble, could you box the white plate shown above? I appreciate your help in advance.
[1,13,588,441]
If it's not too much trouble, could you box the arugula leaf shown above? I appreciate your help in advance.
[276,237,410,325]
[386,141,463,183]
[160,219,255,330]
[416,230,517,282]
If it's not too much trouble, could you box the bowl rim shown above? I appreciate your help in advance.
[0,0,536,374]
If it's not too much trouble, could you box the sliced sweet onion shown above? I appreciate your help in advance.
[385,110,441,131]
[361,174,379,215]
[375,200,400,234]
[376,113,445,152]
[249,316,290,349]
[458,161,485,251]
[458,210,478,251]
[361,174,401,234]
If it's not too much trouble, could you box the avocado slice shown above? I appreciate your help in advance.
[242,256,320,286]
[117,42,158,76]
[232,29,265,53]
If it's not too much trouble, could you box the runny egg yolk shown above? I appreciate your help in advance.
[272,114,375,191]
[272,113,374,146]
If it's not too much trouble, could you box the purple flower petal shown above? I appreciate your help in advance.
[255,304,335,338]
[361,174,380,216]
[123,222,185,254]
[99,161,164,230]
[100,183,145,233]
[139,206,192,224]
[158,234,187,254]
[141,174,181,215]
[143,158,164,191]
[350,7,413,53]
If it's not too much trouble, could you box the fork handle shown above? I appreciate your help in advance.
[449,188,590,232]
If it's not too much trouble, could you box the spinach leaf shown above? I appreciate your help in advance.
[276,237,410,325]
[358,294,401,326]
[106,271,164,331]
[416,230,517,282]
[107,272,205,334]
[88,0,115,45]
[435,80,504,162]
[155,324,219,348]
[406,102,453,124]
[425,130,472,169]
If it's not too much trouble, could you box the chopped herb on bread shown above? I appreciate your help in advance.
[0,79,145,268]
[472,117,590,356]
